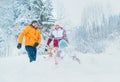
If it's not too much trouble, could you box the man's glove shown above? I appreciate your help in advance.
[34,42,39,47]
[44,45,49,52]
[17,43,22,49]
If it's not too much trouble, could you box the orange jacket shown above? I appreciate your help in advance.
[18,25,41,46]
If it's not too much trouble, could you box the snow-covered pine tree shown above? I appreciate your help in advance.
[13,0,55,39]
[0,1,14,56]
[40,0,55,39]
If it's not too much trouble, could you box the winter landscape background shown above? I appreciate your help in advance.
[0,0,120,82]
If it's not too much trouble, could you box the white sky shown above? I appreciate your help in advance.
[53,0,120,27]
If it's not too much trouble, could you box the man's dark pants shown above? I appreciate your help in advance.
[25,46,37,62]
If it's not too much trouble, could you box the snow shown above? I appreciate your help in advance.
[0,55,120,82]
[0,0,120,82]
[0,40,120,82]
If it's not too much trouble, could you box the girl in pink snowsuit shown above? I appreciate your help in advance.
[46,24,68,64]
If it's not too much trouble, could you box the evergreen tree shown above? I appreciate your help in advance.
[40,0,55,39]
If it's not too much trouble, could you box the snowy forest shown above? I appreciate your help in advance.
[0,0,120,56]
[72,9,120,54]
[0,0,120,82]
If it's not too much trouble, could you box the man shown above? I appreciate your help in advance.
[17,20,41,62]
[45,23,68,64]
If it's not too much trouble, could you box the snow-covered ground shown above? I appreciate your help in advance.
[0,40,120,82]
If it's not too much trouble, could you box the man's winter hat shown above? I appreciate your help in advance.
[31,20,38,24]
